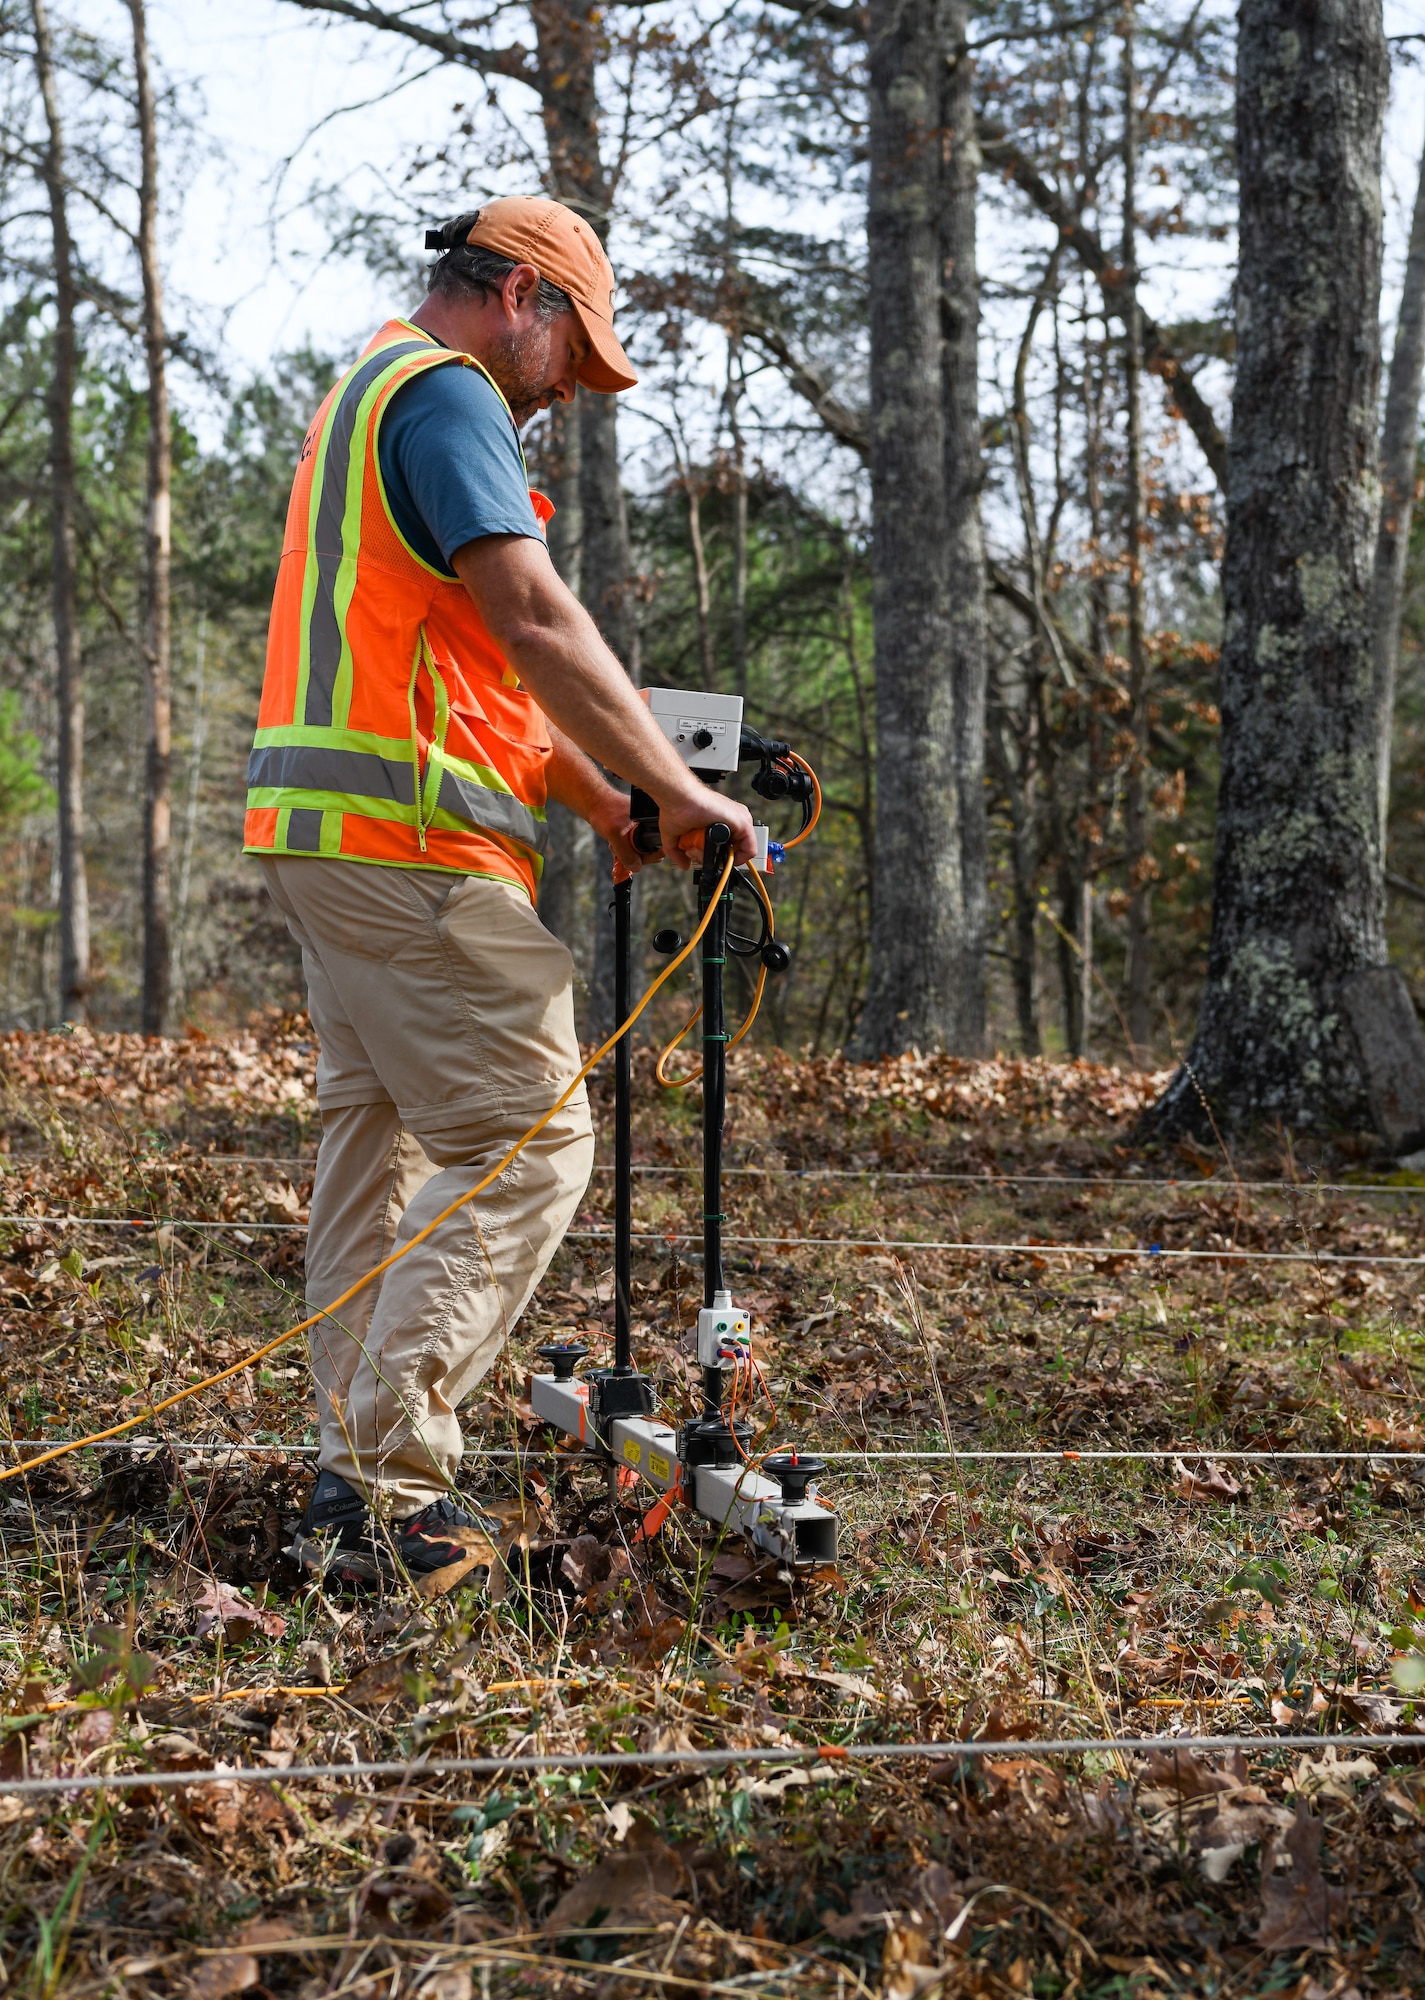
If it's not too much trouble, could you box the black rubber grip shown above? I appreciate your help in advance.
[634,819,663,854]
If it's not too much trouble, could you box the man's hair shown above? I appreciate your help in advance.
[425,213,574,318]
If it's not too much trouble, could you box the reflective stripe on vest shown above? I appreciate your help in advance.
[247,322,549,879]
[245,735,550,856]
[297,335,428,732]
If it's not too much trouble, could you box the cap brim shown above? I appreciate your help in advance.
[571,301,638,392]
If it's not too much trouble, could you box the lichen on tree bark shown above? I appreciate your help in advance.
[850,0,965,1056]
[1146,0,1388,1139]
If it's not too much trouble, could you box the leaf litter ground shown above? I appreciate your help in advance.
[1,1023,1425,1995]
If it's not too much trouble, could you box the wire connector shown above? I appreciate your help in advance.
[696,1288,750,1368]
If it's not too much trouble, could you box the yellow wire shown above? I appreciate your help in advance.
[656,863,775,1089]
[0,853,737,1486]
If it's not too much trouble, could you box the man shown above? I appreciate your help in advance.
[246,197,754,1585]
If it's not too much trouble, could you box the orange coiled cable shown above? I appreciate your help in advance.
[781,752,821,850]
[0,853,738,1485]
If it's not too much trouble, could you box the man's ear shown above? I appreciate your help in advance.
[504,262,541,318]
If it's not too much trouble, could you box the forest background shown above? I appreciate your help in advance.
[0,0,1422,1096]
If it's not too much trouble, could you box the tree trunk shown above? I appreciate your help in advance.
[1372,133,1425,858]
[172,616,206,1015]
[685,470,715,689]
[526,0,640,1040]
[849,0,962,1057]
[1145,0,1388,1139]
[32,0,88,1025]
[727,343,749,699]
[989,684,1040,1054]
[940,0,988,1055]
[1121,6,1152,1058]
[544,392,583,595]
[538,397,593,973]
[128,0,172,1038]
[581,386,639,1039]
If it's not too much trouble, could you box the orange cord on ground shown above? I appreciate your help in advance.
[0,853,737,1486]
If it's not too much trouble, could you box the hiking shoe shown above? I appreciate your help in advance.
[393,1496,505,1581]
[296,1468,370,1549]
[287,1468,385,1586]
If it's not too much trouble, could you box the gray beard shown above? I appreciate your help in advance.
[483,324,547,427]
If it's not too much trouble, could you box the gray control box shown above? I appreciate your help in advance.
[643,687,744,775]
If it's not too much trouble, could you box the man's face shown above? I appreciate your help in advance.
[482,310,589,429]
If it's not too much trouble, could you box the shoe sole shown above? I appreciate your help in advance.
[287,1531,391,1589]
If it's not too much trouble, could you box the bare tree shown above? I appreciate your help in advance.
[31,0,87,1023]
[849,0,963,1057]
[536,397,593,969]
[1146,0,1388,1137]
[941,0,988,1053]
[1372,133,1425,860]
[1121,4,1151,1055]
[127,0,171,1036]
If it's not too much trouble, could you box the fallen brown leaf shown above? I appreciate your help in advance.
[363,1874,453,1935]
[561,1535,635,1600]
[821,1881,899,1940]
[418,1973,473,2000]
[546,1825,687,1932]
[234,1919,302,1950]
[1255,1800,1346,1950]
[1173,1458,1243,1505]
[148,1732,208,1771]
[341,1650,416,1709]
[411,1527,505,1602]
[1140,1747,1246,1798]
[187,1954,258,1999]
[191,1579,286,1644]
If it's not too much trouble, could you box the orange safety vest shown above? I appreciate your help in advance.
[243,319,552,897]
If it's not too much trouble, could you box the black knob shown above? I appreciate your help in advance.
[707,821,732,847]
[652,928,684,955]
[537,1342,588,1382]
[763,1451,826,1504]
[692,727,714,750]
[761,940,792,973]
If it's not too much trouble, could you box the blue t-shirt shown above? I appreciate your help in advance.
[377,355,540,578]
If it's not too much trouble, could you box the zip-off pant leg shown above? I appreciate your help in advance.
[260,856,594,1513]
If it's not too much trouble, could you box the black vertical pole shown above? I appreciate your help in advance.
[613,873,633,1374]
[701,825,732,1314]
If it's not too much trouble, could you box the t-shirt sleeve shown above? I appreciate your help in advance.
[380,362,541,567]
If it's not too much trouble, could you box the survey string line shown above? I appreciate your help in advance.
[567,1231,1425,1266]
[598,1169,1425,1196]
[3,1732,1423,1800]
[3,1440,1422,1464]
[12,1160,1425,1196]
[0,1213,1421,1267]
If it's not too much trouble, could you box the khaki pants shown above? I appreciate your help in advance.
[260,856,594,1513]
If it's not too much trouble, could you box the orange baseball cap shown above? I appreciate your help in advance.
[462,196,637,394]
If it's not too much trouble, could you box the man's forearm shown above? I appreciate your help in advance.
[545,724,620,819]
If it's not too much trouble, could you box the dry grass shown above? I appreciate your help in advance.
[0,1021,1423,1996]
